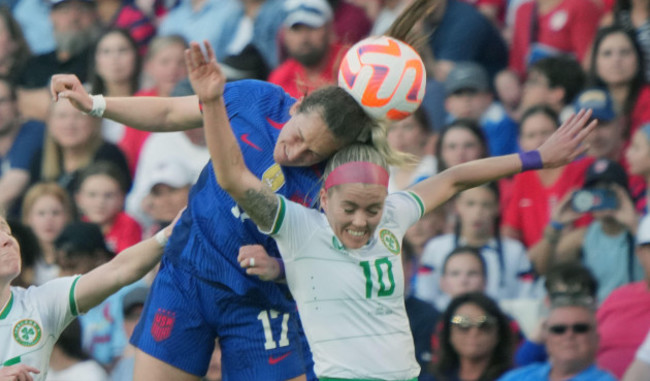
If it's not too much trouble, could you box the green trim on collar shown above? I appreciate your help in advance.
[0,292,13,320]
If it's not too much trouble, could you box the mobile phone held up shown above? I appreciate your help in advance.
[571,189,618,213]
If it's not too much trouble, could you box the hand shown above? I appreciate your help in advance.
[537,109,597,169]
[162,207,186,239]
[237,245,282,281]
[0,364,40,381]
[50,74,93,113]
[185,41,225,103]
[551,189,582,225]
[610,184,639,233]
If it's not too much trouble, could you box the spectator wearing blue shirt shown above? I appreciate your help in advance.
[0,78,45,219]
[426,0,507,82]
[499,298,616,381]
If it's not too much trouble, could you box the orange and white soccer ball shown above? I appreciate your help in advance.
[338,35,426,121]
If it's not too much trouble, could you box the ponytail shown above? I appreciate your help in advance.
[384,0,440,49]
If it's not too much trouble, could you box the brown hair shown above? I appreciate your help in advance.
[21,182,73,225]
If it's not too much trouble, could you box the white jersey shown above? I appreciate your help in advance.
[0,276,80,381]
[415,234,538,311]
[266,191,424,380]
[637,329,650,364]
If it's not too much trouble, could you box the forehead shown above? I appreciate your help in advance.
[454,302,486,317]
[330,183,387,202]
[548,306,593,324]
[446,253,483,270]
[521,113,556,132]
[601,32,634,49]
[443,127,478,144]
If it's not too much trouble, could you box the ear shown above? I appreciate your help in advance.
[319,188,328,212]
[289,98,303,116]
[550,87,566,108]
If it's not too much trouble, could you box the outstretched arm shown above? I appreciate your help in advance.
[74,210,183,314]
[50,76,202,132]
[188,41,279,232]
[411,109,597,214]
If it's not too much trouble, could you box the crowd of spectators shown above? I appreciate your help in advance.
[4,0,650,379]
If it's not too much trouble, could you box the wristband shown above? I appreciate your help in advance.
[83,94,106,118]
[155,229,169,248]
[519,150,543,172]
[549,220,565,231]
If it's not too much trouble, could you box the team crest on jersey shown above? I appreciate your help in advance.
[379,229,400,255]
[13,319,42,347]
[151,309,176,342]
[262,164,285,192]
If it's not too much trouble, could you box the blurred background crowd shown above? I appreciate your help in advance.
[3,0,650,379]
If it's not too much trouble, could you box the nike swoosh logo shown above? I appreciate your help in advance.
[266,117,286,130]
[241,133,262,151]
[268,352,291,365]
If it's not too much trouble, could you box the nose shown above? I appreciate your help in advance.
[0,231,13,247]
[351,211,367,227]
[286,143,307,162]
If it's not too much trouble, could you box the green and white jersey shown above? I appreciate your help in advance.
[266,191,425,380]
[0,276,81,380]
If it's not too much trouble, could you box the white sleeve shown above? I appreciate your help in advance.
[260,195,321,261]
[391,191,425,228]
[31,276,81,335]
[637,329,650,364]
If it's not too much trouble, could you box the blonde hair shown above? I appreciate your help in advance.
[21,182,73,225]
[145,34,188,63]
[323,143,389,181]
[41,104,102,181]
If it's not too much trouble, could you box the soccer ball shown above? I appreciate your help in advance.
[338,36,426,121]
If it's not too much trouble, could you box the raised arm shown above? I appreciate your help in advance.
[74,210,182,314]
[410,109,597,214]
[50,74,203,132]
[187,41,279,232]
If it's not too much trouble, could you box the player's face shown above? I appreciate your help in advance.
[626,130,650,176]
[27,195,69,244]
[274,109,341,166]
[76,174,124,226]
[0,217,21,282]
[320,183,387,250]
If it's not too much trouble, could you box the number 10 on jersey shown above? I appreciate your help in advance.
[360,258,396,299]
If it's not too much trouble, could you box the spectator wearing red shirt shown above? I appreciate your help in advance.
[508,0,601,78]
[503,106,593,248]
[327,0,372,44]
[269,0,344,99]
[96,0,156,56]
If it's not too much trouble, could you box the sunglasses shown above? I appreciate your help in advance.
[450,315,497,331]
[547,323,592,335]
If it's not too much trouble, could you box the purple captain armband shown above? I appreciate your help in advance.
[519,150,543,172]
[277,258,286,280]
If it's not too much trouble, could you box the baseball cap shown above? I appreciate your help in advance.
[50,0,94,8]
[444,62,490,96]
[122,286,149,316]
[284,0,333,28]
[55,222,112,255]
[583,158,628,190]
[574,88,616,122]
[146,161,194,193]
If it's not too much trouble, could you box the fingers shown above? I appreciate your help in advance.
[573,119,598,143]
[204,40,217,63]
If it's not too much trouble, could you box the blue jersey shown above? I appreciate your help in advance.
[165,80,323,308]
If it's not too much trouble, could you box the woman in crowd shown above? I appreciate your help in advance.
[416,183,536,311]
[387,107,437,192]
[0,7,30,83]
[29,100,130,202]
[627,124,650,213]
[119,34,188,175]
[424,293,513,381]
[21,182,73,285]
[588,25,650,141]
[88,28,142,145]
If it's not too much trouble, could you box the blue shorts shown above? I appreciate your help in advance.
[131,257,314,380]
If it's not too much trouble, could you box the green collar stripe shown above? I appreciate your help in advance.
[2,356,20,367]
[69,276,81,316]
[0,292,13,320]
[271,196,286,235]
[407,191,425,218]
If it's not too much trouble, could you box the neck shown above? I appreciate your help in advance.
[62,146,90,173]
[537,166,563,185]
[0,283,11,313]
[608,84,630,113]
[549,360,592,381]
[96,0,121,24]
[600,218,625,235]
[537,0,562,13]
[105,81,133,97]
[190,0,207,12]
[458,356,490,380]
[41,241,56,264]
[0,122,20,156]
[462,229,493,247]
[243,0,263,18]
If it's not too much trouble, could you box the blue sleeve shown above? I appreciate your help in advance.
[8,121,45,171]
[515,339,547,367]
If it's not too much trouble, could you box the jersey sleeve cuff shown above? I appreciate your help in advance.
[406,191,426,218]
[259,195,286,235]
[69,275,82,316]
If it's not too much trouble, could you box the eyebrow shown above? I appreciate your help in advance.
[298,127,326,160]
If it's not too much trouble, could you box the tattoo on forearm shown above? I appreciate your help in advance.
[241,186,279,232]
